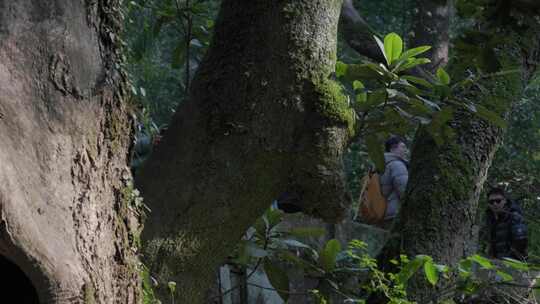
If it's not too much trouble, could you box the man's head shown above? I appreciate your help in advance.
[487,187,507,214]
[385,136,407,158]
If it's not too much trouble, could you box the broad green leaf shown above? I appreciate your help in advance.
[402,75,433,88]
[335,61,348,78]
[395,58,431,72]
[374,35,389,65]
[264,208,283,228]
[397,256,425,285]
[469,254,494,270]
[475,105,507,129]
[288,227,326,238]
[353,80,365,91]
[264,259,290,302]
[436,68,451,85]
[366,134,385,172]
[384,33,403,65]
[502,258,529,271]
[459,259,473,279]
[496,270,514,282]
[424,259,439,286]
[399,45,432,61]
[319,239,341,273]
[345,63,384,82]
[356,92,367,103]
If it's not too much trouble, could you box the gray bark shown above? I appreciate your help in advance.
[0,1,141,303]
[137,0,352,303]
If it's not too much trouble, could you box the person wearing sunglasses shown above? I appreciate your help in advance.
[484,187,528,260]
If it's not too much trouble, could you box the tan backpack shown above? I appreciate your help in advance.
[357,168,387,225]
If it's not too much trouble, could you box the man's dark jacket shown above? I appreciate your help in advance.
[485,200,528,260]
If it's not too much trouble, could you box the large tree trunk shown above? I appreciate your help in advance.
[0,1,141,303]
[137,0,353,303]
[395,2,540,302]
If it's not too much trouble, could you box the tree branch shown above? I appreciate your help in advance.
[339,0,383,62]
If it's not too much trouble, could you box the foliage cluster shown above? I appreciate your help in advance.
[223,209,535,304]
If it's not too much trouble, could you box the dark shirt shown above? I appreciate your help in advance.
[486,201,528,260]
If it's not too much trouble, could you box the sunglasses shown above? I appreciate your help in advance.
[488,198,504,205]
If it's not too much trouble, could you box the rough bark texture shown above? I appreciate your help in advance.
[410,0,451,71]
[393,3,540,302]
[137,0,352,303]
[0,1,141,303]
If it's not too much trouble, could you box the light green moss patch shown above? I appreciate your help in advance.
[313,78,355,137]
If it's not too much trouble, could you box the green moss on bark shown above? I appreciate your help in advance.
[313,78,355,137]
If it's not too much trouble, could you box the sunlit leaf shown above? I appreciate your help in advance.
[384,32,403,65]
[335,61,348,78]
[436,67,451,85]
[399,45,432,61]
[402,75,433,88]
[469,254,494,270]
[319,239,341,273]
[374,35,389,65]
[424,259,439,286]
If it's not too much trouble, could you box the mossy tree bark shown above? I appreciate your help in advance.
[0,0,141,303]
[137,0,353,303]
[393,3,540,302]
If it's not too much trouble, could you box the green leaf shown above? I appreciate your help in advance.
[436,68,451,85]
[319,239,341,272]
[366,134,385,172]
[502,258,529,271]
[402,75,433,88]
[397,255,425,285]
[399,45,431,61]
[167,281,176,294]
[335,61,348,78]
[374,35,389,65]
[475,105,507,129]
[353,80,365,91]
[353,80,367,103]
[459,259,473,279]
[424,259,439,286]
[395,58,431,72]
[264,208,283,229]
[264,259,290,302]
[360,89,387,111]
[384,32,403,65]
[469,254,494,270]
[345,63,384,82]
[496,270,514,282]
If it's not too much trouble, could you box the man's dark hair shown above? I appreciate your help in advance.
[487,187,506,198]
[385,136,405,152]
